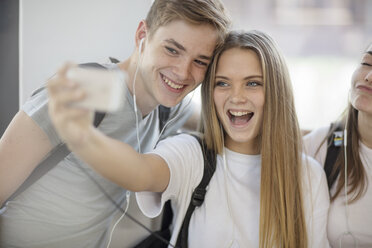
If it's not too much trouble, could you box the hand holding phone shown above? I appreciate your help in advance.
[67,67,127,112]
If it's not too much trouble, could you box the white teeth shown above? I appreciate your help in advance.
[229,110,249,116]
[162,76,184,89]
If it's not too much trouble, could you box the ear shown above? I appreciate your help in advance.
[135,20,148,50]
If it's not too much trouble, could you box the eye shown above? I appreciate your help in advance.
[246,81,262,87]
[194,59,208,67]
[361,62,372,66]
[165,46,178,55]
[215,81,228,87]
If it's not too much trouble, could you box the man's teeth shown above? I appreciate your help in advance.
[229,110,249,116]
[163,76,183,89]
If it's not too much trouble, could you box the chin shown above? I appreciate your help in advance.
[353,98,372,113]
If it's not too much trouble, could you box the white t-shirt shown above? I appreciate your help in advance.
[137,134,330,248]
[304,126,372,248]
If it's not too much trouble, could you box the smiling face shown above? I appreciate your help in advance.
[350,44,372,115]
[138,19,218,109]
[213,48,264,154]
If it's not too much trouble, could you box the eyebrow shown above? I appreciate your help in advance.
[367,51,372,55]
[215,75,263,80]
[165,39,212,61]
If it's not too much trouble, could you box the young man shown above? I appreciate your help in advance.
[0,0,230,247]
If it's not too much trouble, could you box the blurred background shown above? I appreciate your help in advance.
[0,0,371,136]
[0,0,371,246]
[226,0,372,130]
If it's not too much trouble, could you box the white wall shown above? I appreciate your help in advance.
[20,0,152,104]
[19,0,365,130]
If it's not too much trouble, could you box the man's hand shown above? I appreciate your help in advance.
[47,63,94,148]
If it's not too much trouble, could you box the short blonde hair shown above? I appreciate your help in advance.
[145,0,231,47]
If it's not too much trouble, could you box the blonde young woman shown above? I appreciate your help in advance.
[48,30,330,247]
[304,43,372,247]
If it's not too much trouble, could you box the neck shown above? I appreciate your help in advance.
[117,54,158,116]
[358,112,372,149]
[225,136,260,155]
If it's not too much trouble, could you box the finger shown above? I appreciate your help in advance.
[50,88,86,111]
[49,98,91,123]
[49,106,93,143]
[60,107,92,121]
[56,62,77,79]
[47,77,77,98]
[48,62,78,93]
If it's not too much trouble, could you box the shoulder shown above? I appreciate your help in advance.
[152,133,202,161]
[156,133,200,149]
[303,126,330,163]
[303,126,329,146]
[301,153,324,178]
[301,153,329,199]
[22,85,48,113]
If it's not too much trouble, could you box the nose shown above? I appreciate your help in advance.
[174,58,192,81]
[365,69,372,83]
[230,86,246,104]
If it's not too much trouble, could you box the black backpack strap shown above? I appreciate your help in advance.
[161,200,173,231]
[324,122,343,189]
[79,62,107,70]
[1,63,109,209]
[176,134,217,248]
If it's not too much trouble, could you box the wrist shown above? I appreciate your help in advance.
[66,125,98,153]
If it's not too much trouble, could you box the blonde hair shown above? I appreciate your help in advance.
[201,30,307,248]
[145,0,231,48]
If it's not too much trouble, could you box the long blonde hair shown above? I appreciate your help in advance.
[201,30,307,248]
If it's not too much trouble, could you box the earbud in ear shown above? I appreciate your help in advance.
[139,38,145,52]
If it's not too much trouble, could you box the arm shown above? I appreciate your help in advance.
[71,128,170,192]
[0,110,53,206]
[47,63,170,193]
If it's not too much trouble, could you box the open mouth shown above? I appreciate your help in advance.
[161,74,185,91]
[227,110,254,125]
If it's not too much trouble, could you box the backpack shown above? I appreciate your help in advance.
[134,134,217,248]
[1,62,171,208]
[324,122,343,189]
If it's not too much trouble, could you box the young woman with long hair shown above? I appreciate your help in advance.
[304,43,372,247]
[47,30,330,247]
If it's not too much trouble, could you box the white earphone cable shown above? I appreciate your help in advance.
[106,38,144,248]
[338,122,358,247]
[133,38,145,154]
[106,191,131,248]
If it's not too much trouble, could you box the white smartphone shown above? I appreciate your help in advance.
[66,67,127,112]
